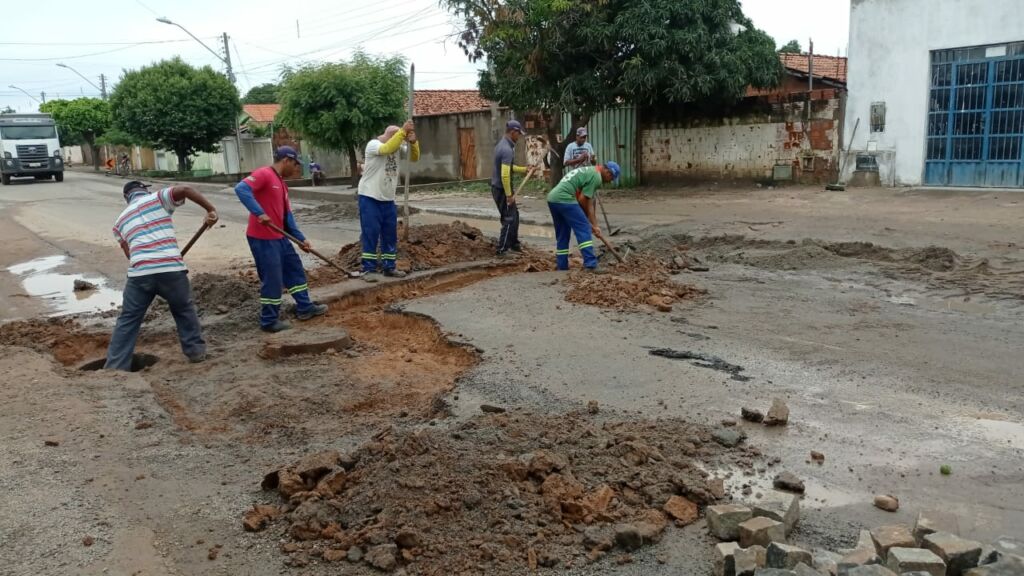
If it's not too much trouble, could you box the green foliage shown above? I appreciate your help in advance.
[39,97,111,148]
[0,106,15,114]
[940,464,952,476]
[246,122,272,138]
[444,0,782,116]
[109,57,240,171]
[278,52,407,153]
[778,40,803,54]
[242,83,280,104]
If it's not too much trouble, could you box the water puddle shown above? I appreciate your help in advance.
[6,255,121,316]
[701,463,863,509]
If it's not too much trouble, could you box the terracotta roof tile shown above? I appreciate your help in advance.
[243,104,281,124]
[780,53,847,84]
[412,90,497,117]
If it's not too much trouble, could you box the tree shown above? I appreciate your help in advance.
[242,83,280,104]
[444,0,782,182]
[0,106,15,115]
[278,52,407,181]
[109,57,240,171]
[778,40,803,54]
[39,98,111,171]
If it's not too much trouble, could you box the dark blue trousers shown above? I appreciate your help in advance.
[247,237,313,327]
[548,202,598,270]
[358,195,398,272]
[105,271,205,370]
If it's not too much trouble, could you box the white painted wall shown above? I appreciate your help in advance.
[844,0,1023,186]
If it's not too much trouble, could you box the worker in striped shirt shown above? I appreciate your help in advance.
[104,181,218,370]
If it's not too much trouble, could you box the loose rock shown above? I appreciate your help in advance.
[82,535,94,547]
[813,549,842,576]
[767,543,812,570]
[914,510,961,543]
[347,546,363,563]
[739,517,786,548]
[714,428,747,448]
[764,398,789,426]
[752,491,800,535]
[873,494,900,512]
[736,545,767,576]
[872,525,916,557]
[587,400,600,414]
[614,524,643,551]
[365,544,398,572]
[663,495,699,525]
[810,451,825,463]
[924,532,982,576]
[772,472,805,494]
[839,547,882,572]
[708,504,754,541]
[847,566,897,576]
[886,547,946,576]
[480,404,506,414]
[716,542,742,576]
[73,279,97,292]
[741,408,764,423]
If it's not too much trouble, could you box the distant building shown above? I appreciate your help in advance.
[844,0,1024,187]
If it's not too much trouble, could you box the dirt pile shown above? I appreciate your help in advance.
[247,411,761,573]
[0,318,108,365]
[565,255,705,312]
[342,221,499,272]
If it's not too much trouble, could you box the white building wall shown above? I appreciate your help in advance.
[845,0,1023,186]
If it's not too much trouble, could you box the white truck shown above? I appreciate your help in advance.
[0,113,64,185]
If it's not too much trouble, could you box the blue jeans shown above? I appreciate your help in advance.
[105,271,205,370]
[358,195,398,272]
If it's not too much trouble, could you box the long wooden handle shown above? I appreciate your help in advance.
[264,222,354,276]
[514,168,537,195]
[180,223,210,257]
[597,234,625,263]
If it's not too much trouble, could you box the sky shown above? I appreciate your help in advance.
[0,0,851,113]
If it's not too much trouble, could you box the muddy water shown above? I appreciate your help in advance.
[7,255,121,316]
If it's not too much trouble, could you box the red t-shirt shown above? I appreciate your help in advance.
[244,166,291,240]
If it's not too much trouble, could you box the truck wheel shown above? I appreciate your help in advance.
[1,174,10,186]
[54,172,64,182]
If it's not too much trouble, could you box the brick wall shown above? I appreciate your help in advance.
[640,90,845,184]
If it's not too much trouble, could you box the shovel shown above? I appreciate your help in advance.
[180,222,211,257]
[596,192,622,236]
[596,233,625,263]
[264,222,363,279]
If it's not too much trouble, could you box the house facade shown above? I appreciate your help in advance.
[844,0,1024,187]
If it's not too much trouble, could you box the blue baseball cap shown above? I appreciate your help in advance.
[604,161,621,184]
[274,146,300,162]
[506,120,526,135]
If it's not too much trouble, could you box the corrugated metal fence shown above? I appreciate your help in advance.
[562,105,638,186]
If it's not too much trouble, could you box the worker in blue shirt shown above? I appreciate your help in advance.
[563,127,596,170]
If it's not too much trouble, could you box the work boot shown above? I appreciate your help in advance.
[296,303,328,320]
[261,320,292,333]
[510,244,524,253]
[584,267,609,275]
[187,352,207,364]
[382,269,407,278]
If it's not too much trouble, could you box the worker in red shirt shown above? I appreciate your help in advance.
[234,146,327,332]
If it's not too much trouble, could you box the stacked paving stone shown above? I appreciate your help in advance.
[709,502,1023,576]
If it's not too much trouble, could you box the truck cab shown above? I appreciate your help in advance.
[0,113,64,185]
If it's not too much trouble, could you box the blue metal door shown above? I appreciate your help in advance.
[925,50,1024,187]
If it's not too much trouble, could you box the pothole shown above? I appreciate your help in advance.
[79,353,160,372]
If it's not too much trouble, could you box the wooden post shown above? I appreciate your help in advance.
[402,63,415,241]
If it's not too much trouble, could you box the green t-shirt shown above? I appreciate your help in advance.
[547,167,602,204]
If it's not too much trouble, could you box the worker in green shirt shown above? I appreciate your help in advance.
[546,162,621,271]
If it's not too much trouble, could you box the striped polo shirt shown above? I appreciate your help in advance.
[113,188,187,277]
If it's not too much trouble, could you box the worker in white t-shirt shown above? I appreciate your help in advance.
[357,119,420,278]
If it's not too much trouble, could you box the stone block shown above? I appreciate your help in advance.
[966,555,1024,575]
[794,563,819,576]
[886,547,946,576]
[839,547,881,575]
[736,546,768,576]
[846,566,897,576]
[767,543,813,570]
[740,517,786,548]
[708,504,754,541]
[814,550,843,576]
[715,542,742,576]
[924,531,982,576]
[754,570,797,576]
[872,525,916,557]
[753,491,800,535]
[914,510,961,544]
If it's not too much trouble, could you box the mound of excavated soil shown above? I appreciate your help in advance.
[565,255,705,312]
[247,411,760,574]
[0,318,108,366]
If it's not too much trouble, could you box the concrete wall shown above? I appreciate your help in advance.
[845,0,1023,186]
[641,91,844,184]
[413,109,513,182]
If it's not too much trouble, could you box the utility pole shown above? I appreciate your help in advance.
[99,74,108,100]
[221,33,236,83]
[222,32,243,172]
[40,91,46,103]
